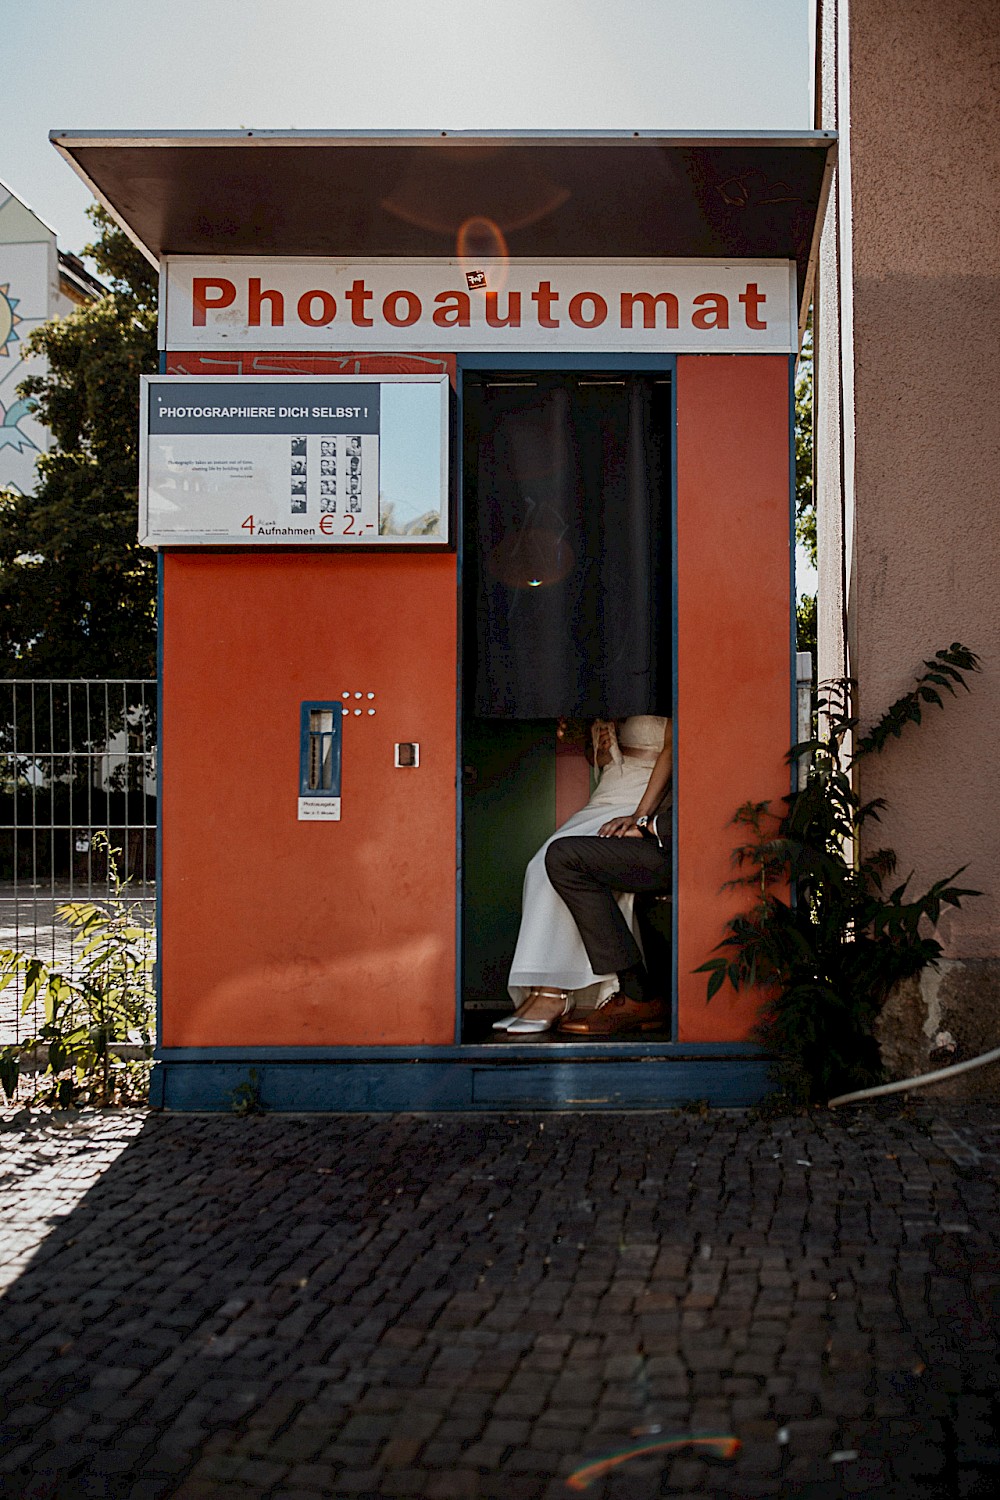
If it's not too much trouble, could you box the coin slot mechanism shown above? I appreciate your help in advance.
[299,701,342,820]
[395,742,420,768]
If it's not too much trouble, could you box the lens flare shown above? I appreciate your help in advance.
[456,217,509,294]
[488,526,574,590]
[566,1436,741,1491]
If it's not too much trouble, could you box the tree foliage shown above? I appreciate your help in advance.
[697,644,982,1106]
[794,315,816,665]
[0,206,158,676]
[795,314,815,568]
[796,591,817,666]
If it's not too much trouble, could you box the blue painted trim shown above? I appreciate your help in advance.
[458,353,677,373]
[155,550,164,1052]
[151,1054,771,1112]
[155,348,166,1053]
[454,369,464,1045]
[298,700,342,797]
[154,1040,763,1061]
[154,345,166,1065]
[788,352,798,789]
[456,352,677,1046]
[669,364,679,1041]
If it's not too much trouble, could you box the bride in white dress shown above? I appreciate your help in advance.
[495,714,671,1035]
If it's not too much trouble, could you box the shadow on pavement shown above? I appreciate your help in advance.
[0,1106,999,1498]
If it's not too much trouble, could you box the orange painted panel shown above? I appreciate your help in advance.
[160,551,457,1047]
[676,356,791,1041]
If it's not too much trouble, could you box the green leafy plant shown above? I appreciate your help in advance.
[0,832,154,1106]
[697,645,982,1106]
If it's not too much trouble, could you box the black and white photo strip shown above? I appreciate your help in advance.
[320,437,337,514]
[347,435,362,514]
[291,436,307,514]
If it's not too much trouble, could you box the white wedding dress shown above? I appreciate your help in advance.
[506,716,668,1012]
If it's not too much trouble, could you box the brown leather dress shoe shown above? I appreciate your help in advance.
[557,994,665,1037]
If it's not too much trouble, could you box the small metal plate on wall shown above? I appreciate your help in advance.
[395,743,420,768]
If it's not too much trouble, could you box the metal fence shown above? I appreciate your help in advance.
[0,680,157,1046]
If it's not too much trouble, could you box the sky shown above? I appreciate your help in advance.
[6,0,814,256]
[5,0,817,590]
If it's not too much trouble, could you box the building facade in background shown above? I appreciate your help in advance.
[0,180,103,497]
[816,0,1000,1087]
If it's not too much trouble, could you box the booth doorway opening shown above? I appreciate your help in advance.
[460,369,673,1039]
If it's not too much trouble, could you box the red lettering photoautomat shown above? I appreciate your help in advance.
[248,278,285,327]
[485,291,521,328]
[191,276,236,325]
[568,291,608,328]
[432,291,471,328]
[739,281,767,328]
[383,289,422,327]
[174,261,795,352]
[691,292,729,330]
[297,290,337,327]
[345,278,374,327]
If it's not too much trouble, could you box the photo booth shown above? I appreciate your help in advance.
[54,130,835,1109]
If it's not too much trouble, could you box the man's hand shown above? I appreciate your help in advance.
[597,815,641,838]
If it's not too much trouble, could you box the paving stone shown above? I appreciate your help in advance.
[2,1104,1000,1497]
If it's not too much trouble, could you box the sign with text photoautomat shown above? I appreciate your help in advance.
[161,257,798,354]
[138,374,449,547]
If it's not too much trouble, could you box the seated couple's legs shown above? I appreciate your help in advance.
[496,831,671,1038]
[544,835,671,1018]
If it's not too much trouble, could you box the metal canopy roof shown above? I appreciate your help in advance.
[52,130,836,315]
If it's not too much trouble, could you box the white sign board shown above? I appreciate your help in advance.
[298,797,341,821]
[139,374,449,547]
[161,257,797,354]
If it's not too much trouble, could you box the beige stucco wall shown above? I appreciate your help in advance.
[850,0,1000,955]
[815,0,1000,1086]
[814,0,849,688]
[818,0,1000,1086]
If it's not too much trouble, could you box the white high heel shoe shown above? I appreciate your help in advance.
[491,984,569,1032]
[502,990,572,1035]
[491,1011,522,1032]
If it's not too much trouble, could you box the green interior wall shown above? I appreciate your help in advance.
[461,720,558,1004]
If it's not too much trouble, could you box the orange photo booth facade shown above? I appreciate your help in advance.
[54,131,835,1110]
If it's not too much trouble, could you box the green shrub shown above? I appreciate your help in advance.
[697,645,981,1105]
[0,832,154,1106]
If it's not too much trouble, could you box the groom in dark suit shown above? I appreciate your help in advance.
[544,753,672,1038]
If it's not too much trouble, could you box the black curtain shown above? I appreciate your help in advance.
[465,373,670,718]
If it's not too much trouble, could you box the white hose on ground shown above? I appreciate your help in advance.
[828,1044,1000,1107]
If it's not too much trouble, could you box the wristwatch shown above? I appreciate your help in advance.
[635,815,655,840]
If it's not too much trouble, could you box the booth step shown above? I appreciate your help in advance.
[151,1046,769,1113]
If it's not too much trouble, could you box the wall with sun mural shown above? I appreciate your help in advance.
[0,180,103,498]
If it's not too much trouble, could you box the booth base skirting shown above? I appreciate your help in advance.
[150,1046,771,1112]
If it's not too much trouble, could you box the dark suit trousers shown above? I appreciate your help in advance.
[544,834,672,977]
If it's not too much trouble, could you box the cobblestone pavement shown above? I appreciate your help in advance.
[0,1105,999,1499]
